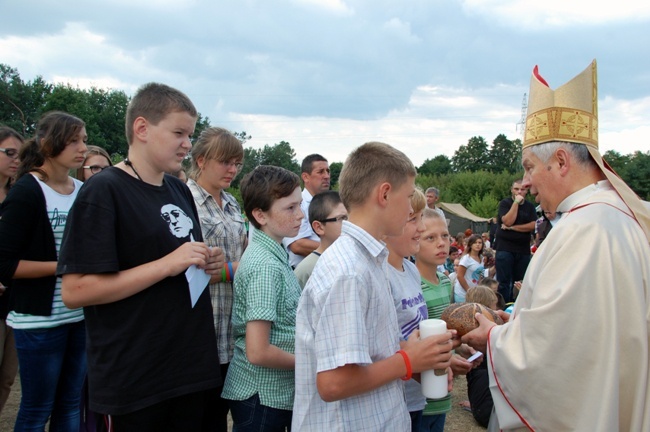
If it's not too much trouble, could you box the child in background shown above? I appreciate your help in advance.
[293,142,455,431]
[463,285,501,427]
[294,191,347,289]
[466,286,498,311]
[454,234,485,303]
[441,246,459,276]
[481,248,496,279]
[385,188,428,430]
[222,165,303,431]
[448,257,460,290]
[477,277,505,310]
[415,208,480,432]
[76,145,112,181]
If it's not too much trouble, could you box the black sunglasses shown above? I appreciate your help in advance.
[319,215,348,224]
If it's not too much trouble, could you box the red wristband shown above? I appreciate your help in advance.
[396,349,412,381]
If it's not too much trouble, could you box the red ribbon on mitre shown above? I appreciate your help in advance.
[533,65,550,87]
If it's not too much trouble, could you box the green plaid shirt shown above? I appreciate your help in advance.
[222,228,301,410]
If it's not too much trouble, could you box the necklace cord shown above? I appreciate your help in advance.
[124,158,142,181]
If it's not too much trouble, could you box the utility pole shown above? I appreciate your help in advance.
[515,93,527,139]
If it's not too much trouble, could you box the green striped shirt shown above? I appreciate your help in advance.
[421,272,453,415]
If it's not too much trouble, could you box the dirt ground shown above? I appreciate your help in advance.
[0,375,485,431]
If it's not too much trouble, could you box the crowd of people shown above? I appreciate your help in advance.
[0,58,648,432]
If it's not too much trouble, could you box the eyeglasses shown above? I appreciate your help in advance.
[83,165,109,174]
[319,214,348,224]
[0,148,19,159]
[218,160,243,172]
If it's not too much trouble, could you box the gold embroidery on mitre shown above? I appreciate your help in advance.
[523,60,598,150]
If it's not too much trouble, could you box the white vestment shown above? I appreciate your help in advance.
[487,181,650,431]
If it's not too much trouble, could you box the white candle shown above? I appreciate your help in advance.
[419,318,449,399]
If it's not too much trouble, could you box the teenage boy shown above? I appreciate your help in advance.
[292,142,456,431]
[415,208,479,431]
[294,191,347,289]
[385,188,428,431]
[58,83,224,431]
[283,154,331,268]
[222,165,303,431]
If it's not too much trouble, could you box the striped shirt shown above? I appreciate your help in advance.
[188,179,247,364]
[221,228,301,410]
[7,176,84,329]
[293,221,410,431]
[420,272,453,415]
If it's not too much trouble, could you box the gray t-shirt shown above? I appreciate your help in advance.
[389,259,428,412]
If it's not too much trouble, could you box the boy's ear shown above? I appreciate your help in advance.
[377,182,392,208]
[311,220,326,237]
[251,208,266,227]
[133,117,148,142]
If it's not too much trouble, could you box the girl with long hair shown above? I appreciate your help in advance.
[453,234,485,303]
[0,112,88,430]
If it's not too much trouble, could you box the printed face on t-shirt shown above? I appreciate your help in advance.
[160,204,194,239]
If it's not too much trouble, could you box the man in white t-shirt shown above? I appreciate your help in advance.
[425,187,446,220]
[283,154,330,268]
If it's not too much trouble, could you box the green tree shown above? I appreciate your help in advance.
[452,136,489,172]
[43,84,129,156]
[623,151,650,200]
[418,155,452,176]
[466,192,500,218]
[329,161,343,188]
[602,150,630,175]
[489,134,521,173]
[233,131,251,145]
[258,141,300,174]
[0,64,52,136]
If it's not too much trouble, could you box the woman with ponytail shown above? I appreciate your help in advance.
[0,112,88,430]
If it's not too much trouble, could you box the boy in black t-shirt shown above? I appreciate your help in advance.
[58,83,224,431]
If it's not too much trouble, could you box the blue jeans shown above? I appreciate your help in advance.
[495,250,531,303]
[13,321,87,432]
[410,410,423,431]
[420,413,446,432]
[229,393,292,432]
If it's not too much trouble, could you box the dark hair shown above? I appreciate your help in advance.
[309,191,343,235]
[0,126,25,189]
[449,245,459,255]
[240,165,301,229]
[466,234,485,256]
[75,145,112,180]
[125,83,197,145]
[18,111,85,181]
[301,154,328,174]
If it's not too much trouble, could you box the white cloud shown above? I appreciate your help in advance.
[292,0,354,15]
[0,22,161,90]
[383,18,421,44]
[460,0,650,28]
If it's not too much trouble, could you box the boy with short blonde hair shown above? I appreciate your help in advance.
[293,142,455,431]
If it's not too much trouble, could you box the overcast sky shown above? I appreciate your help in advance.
[2,0,649,166]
